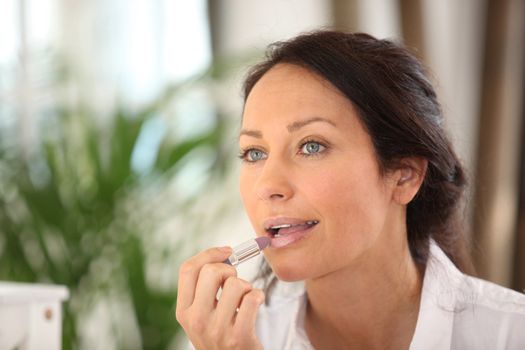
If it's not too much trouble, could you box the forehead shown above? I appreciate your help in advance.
[242,63,358,129]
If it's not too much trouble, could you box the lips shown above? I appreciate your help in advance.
[262,217,319,248]
[267,221,319,237]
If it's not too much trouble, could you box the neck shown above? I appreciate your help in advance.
[304,228,423,349]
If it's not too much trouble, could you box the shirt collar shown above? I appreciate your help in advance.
[409,240,464,349]
[280,291,313,349]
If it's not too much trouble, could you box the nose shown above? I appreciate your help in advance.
[255,157,294,202]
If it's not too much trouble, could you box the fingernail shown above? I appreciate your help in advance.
[218,246,232,253]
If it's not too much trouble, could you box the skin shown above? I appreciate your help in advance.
[176,63,428,350]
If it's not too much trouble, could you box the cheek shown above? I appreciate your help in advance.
[308,161,389,239]
[307,159,384,203]
[239,168,248,201]
[239,168,259,220]
[239,169,252,206]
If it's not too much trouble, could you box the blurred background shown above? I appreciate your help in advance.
[0,0,523,349]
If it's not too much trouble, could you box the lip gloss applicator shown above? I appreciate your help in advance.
[223,237,270,267]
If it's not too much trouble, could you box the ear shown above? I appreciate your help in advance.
[391,157,428,205]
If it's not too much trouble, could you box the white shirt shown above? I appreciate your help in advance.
[255,241,525,349]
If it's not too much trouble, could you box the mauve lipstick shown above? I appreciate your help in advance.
[223,237,271,267]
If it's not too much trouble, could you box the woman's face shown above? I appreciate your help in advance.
[239,64,397,281]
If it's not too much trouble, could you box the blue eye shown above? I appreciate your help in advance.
[300,141,325,155]
[244,149,267,162]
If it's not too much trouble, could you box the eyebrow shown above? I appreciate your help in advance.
[287,116,337,132]
[239,129,263,138]
[239,116,337,139]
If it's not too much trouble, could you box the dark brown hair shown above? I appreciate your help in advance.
[242,30,474,297]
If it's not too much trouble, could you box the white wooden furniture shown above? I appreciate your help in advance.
[0,282,69,350]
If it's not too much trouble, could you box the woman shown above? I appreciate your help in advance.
[176,31,525,349]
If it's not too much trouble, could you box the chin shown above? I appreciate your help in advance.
[270,263,311,282]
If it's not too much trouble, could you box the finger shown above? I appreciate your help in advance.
[193,262,237,311]
[215,277,253,324]
[234,289,265,333]
[176,246,233,312]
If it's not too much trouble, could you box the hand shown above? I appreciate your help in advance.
[176,246,265,350]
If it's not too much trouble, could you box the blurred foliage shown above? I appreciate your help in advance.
[0,73,232,349]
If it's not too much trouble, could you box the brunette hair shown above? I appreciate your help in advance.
[242,30,474,297]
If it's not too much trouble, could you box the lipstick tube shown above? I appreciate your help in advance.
[223,237,270,267]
